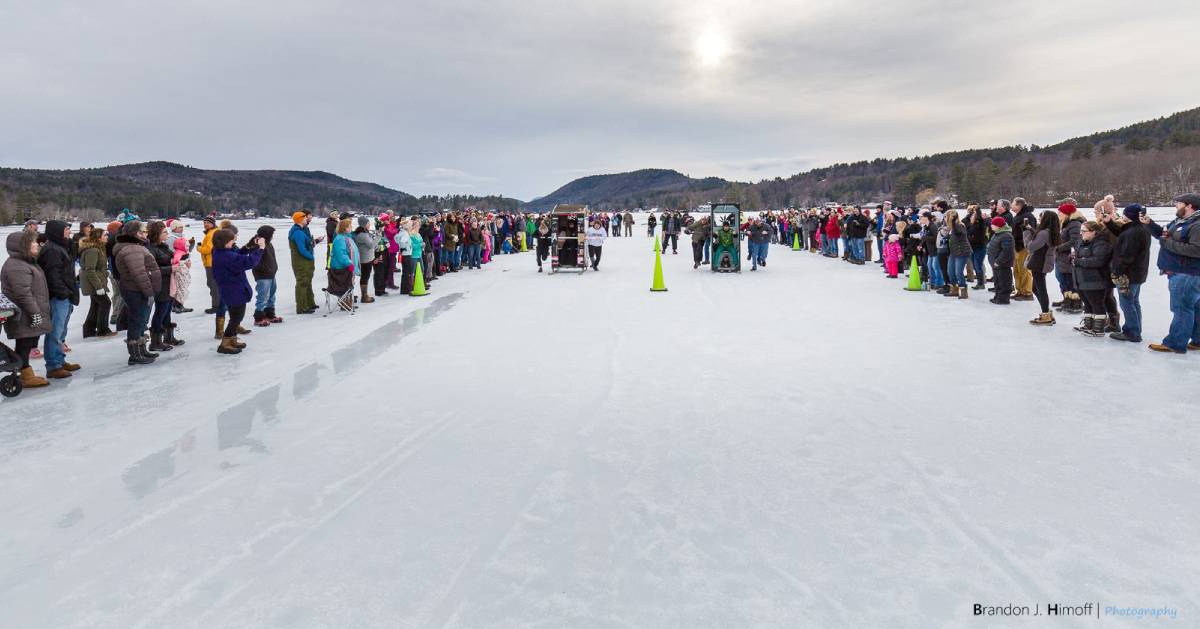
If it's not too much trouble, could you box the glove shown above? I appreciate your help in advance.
[31,313,43,327]
[95,289,106,296]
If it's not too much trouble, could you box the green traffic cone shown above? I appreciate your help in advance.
[903,256,923,291]
[411,261,429,296]
[650,243,668,292]
[792,232,801,251]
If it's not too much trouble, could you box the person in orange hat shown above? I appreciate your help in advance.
[288,211,319,314]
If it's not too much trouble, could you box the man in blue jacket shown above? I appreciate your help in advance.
[1146,193,1200,353]
[289,211,320,314]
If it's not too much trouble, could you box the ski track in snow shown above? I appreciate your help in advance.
[1,218,1198,628]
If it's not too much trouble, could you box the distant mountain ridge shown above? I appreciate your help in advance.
[525,168,729,211]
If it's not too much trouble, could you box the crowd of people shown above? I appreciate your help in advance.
[2,194,1198,392]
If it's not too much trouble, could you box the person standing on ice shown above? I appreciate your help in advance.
[112,221,160,365]
[37,220,81,379]
[1145,193,1200,353]
[685,215,712,269]
[353,216,378,304]
[1011,198,1038,300]
[1054,202,1084,314]
[195,215,220,314]
[646,212,657,237]
[212,229,264,355]
[883,234,903,278]
[585,219,607,271]
[986,217,1014,305]
[746,217,771,270]
[288,212,319,315]
[250,225,281,326]
[2,231,54,388]
[623,211,634,237]
[1107,204,1151,343]
[1025,211,1060,326]
[324,211,340,270]
[1072,221,1116,337]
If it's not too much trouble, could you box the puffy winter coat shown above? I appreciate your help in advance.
[986,227,1015,268]
[354,229,377,265]
[824,215,841,238]
[686,220,712,243]
[113,235,160,296]
[442,221,461,250]
[843,214,870,239]
[948,223,972,257]
[1,231,54,340]
[37,219,79,306]
[965,216,988,249]
[78,240,110,296]
[212,247,264,307]
[1111,221,1151,284]
[1056,214,1084,274]
[1072,237,1114,291]
[196,227,216,268]
[149,241,174,303]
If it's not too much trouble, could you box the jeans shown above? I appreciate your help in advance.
[255,278,277,313]
[849,238,865,261]
[1118,283,1143,340]
[151,299,172,333]
[702,237,710,263]
[970,247,987,283]
[1055,267,1075,295]
[122,290,151,341]
[465,243,481,268]
[928,255,944,288]
[749,241,767,267]
[947,254,969,288]
[45,298,73,369]
[1163,273,1200,351]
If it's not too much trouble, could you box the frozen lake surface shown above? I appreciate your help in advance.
[0,214,1197,628]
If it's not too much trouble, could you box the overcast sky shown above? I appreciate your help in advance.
[2,0,1199,201]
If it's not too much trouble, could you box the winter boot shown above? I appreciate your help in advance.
[1030,312,1056,326]
[972,280,986,290]
[165,323,185,346]
[1073,316,1094,333]
[127,339,155,365]
[360,286,375,304]
[140,336,159,359]
[217,336,242,355]
[944,286,959,298]
[266,308,282,324]
[149,331,173,352]
[237,325,252,335]
[46,367,72,379]
[1086,315,1108,337]
[1106,312,1121,334]
[1065,293,1084,314]
[214,316,225,340]
[253,310,268,327]
[959,286,969,300]
[231,336,247,349]
[19,367,49,388]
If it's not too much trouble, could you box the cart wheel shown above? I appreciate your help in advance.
[0,374,21,398]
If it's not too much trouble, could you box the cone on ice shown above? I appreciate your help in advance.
[411,261,430,297]
[650,243,668,292]
[903,256,923,291]
[519,232,528,252]
[792,232,801,251]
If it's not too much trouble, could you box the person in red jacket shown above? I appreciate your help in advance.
[823,212,842,257]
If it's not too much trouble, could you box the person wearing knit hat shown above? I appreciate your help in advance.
[288,211,319,314]
[353,215,379,303]
[987,216,1015,305]
[1146,193,1200,353]
[1108,204,1152,342]
[1053,202,1086,314]
[196,215,220,314]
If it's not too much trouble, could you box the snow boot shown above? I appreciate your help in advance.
[944,286,959,298]
[972,280,986,290]
[46,367,72,379]
[149,331,173,352]
[959,287,969,300]
[140,336,159,359]
[1065,293,1084,314]
[217,336,242,355]
[1030,312,1056,326]
[237,325,252,335]
[214,316,225,340]
[360,286,375,304]
[231,336,247,349]
[165,323,186,346]
[266,308,282,324]
[1073,316,1094,333]
[1109,331,1140,342]
[127,339,155,365]
[1086,315,1108,337]
[19,367,49,388]
[1106,312,1121,334]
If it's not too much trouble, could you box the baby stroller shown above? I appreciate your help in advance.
[0,294,21,398]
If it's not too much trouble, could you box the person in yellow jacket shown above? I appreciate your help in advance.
[195,215,220,314]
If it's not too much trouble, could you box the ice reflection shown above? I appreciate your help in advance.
[331,293,463,375]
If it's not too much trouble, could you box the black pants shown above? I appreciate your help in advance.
[83,294,112,336]
[224,304,247,337]
[205,266,219,309]
[386,253,398,288]
[359,260,373,290]
[400,255,414,294]
[151,299,173,333]
[587,245,602,269]
[993,266,1013,301]
[536,244,550,270]
[372,261,388,295]
[1032,272,1050,313]
[938,252,949,280]
[692,240,705,265]
[662,233,678,253]
[1081,289,1108,315]
[16,337,38,368]
[1104,288,1119,318]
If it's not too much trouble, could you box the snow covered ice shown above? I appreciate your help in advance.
[1,217,1198,628]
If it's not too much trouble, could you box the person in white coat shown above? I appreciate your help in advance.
[585,220,608,271]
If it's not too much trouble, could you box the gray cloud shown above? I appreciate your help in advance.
[1,0,1198,201]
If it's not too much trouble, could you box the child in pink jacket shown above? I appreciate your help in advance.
[883,234,903,278]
